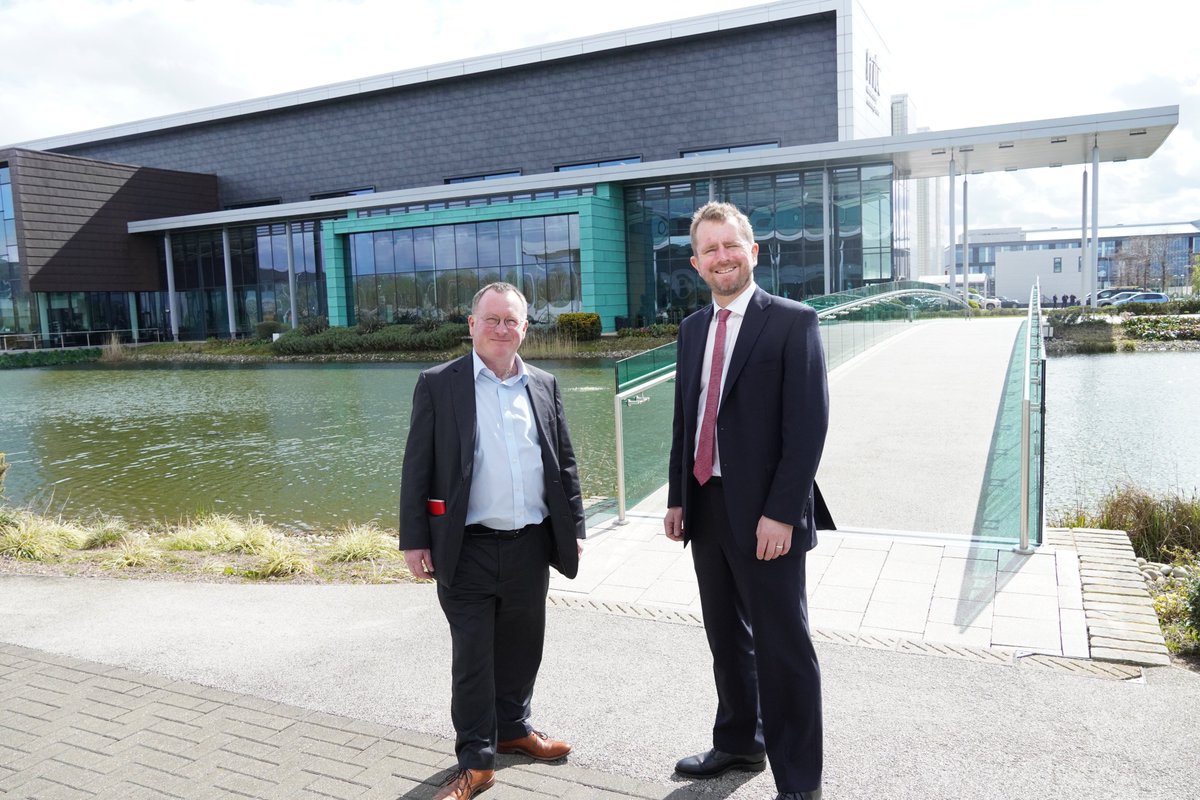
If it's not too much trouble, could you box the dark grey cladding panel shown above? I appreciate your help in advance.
[52,14,837,207]
[9,149,218,292]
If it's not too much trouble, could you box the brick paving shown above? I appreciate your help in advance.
[0,644,687,800]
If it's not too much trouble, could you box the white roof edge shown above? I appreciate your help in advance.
[127,105,1179,234]
[11,0,835,152]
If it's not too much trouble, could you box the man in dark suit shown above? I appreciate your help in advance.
[664,202,830,800]
[401,282,586,800]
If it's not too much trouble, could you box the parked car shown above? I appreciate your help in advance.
[968,292,1000,310]
[1112,292,1170,306]
[996,296,1021,308]
[1089,286,1148,306]
[1097,291,1143,307]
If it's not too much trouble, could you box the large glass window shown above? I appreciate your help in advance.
[165,221,324,338]
[624,164,893,323]
[347,213,583,323]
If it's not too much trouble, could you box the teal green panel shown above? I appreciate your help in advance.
[321,223,352,327]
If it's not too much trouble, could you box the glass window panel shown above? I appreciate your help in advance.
[747,175,774,243]
[416,272,438,312]
[393,228,415,273]
[497,219,522,266]
[413,227,435,271]
[396,275,418,315]
[455,224,478,268]
[352,233,375,275]
[476,221,500,268]
[435,271,458,315]
[434,226,456,270]
[456,269,479,311]
[522,263,547,322]
[373,231,396,273]
[271,228,288,276]
[545,216,569,258]
[521,218,545,266]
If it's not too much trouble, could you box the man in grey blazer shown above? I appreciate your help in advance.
[664,202,831,800]
[401,282,586,800]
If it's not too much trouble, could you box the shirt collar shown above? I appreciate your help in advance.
[713,280,756,319]
[472,350,526,385]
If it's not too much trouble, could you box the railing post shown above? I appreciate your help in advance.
[613,392,628,525]
[1015,280,1039,555]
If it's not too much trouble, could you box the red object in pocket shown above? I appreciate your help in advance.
[426,498,446,516]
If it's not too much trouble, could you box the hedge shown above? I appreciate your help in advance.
[271,323,468,355]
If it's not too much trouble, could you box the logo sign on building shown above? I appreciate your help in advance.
[864,49,881,116]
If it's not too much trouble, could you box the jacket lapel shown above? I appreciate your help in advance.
[720,287,769,403]
[683,305,712,410]
[450,354,476,472]
[524,369,557,458]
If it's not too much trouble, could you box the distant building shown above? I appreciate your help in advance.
[950,224,1199,300]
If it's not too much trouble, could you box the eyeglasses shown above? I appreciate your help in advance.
[479,316,524,330]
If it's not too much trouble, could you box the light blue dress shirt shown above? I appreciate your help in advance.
[465,351,550,530]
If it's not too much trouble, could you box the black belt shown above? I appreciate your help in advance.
[465,519,548,540]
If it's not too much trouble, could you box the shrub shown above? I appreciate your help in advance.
[1188,576,1200,638]
[617,323,679,338]
[355,311,386,334]
[81,515,132,549]
[0,349,103,370]
[556,312,602,341]
[255,320,287,340]
[0,453,9,489]
[271,323,467,355]
[299,315,329,335]
[326,524,396,563]
[1123,316,1200,342]
[1066,486,1200,562]
[248,540,313,579]
[0,512,78,561]
[107,535,160,568]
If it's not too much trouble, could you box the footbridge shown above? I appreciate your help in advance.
[609,281,1047,548]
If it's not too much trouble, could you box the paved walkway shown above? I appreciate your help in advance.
[553,319,1167,664]
[1,317,1194,799]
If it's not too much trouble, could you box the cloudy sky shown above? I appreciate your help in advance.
[1,0,1195,231]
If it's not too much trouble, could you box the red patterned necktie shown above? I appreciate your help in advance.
[693,308,731,486]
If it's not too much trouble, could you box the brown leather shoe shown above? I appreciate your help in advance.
[497,730,572,761]
[432,768,495,800]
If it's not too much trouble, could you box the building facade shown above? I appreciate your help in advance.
[0,0,1177,342]
[2,1,910,341]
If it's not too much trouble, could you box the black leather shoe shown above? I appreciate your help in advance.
[777,791,821,800]
[675,748,766,778]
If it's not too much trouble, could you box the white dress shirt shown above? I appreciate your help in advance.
[694,281,756,478]
[465,350,549,529]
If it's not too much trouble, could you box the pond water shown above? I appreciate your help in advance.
[1043,350,1200,516]
[0,360,647,531]
[4,350,1195,532]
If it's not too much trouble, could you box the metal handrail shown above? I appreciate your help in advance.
[1016,280,1043,554]
[0,328,163,352]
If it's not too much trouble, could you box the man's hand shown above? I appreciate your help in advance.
[663,506,684,542]
[403,548,436,580]
[755,516,793,560]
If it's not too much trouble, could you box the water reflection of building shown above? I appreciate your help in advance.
[0,0,1178,341]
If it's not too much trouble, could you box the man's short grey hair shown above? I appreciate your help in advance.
[471,282,528,316]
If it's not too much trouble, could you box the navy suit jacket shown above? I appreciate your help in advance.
[399,354,586,587]
[668,286,833,549]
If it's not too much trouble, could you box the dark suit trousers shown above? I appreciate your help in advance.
[436,525,552,770]
[689,478,823,793]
